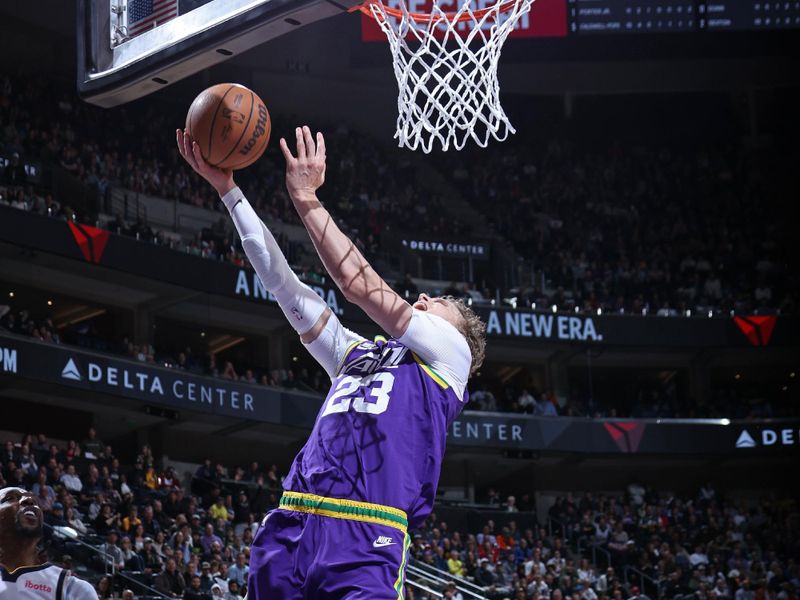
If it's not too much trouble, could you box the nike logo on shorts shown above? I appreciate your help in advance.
[373,536,395,548]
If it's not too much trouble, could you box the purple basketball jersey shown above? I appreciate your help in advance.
[283,338,467,528]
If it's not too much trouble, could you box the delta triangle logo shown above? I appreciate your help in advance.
[603,422,646,453]
[68,222,110,264]
[61,358,82,381]
[733,316,777,347]
[735,430,756,449]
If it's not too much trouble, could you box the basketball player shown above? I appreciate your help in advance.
[0,487,97,600]
[176,126,485,599]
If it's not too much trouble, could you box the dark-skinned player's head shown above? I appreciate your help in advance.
[0,487,44,543]
[413,294,486,375]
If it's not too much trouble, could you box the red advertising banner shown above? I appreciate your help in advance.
[360,0,567,41]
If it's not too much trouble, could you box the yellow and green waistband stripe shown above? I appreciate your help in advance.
[279,491,408,535]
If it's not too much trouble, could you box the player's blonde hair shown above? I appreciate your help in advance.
[442,296,486,376]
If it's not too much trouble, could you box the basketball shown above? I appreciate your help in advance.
[185,83,270,170]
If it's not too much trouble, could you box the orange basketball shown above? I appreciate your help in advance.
[185,83,271,170]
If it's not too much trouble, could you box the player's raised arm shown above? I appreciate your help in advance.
[280,126,413,339]
[176,129,363,377]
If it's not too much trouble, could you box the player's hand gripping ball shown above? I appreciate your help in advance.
[185,83,270,170]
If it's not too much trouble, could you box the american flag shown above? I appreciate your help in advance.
[127,0,179,37]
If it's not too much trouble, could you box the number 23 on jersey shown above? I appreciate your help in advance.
[321,372,395,418]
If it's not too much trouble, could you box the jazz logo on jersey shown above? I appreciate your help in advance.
[343,345,407,376]
[373,536,395,548]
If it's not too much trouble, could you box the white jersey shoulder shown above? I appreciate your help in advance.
[398,309,471,400]
[0,564,98,600]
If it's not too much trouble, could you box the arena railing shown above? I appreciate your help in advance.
[576,537,612,572]
[406,578,444,598]
[546,515,569,543]
[405,561,488,600]
[44,523,171,600]
[624,565,665,600]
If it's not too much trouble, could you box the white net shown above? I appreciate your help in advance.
[365,0,535,153]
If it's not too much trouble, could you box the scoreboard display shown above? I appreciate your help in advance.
[568,0,800,34]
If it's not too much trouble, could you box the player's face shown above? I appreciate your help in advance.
[0,487,43,538]
[413,294,463,331]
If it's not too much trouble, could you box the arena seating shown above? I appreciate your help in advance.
[1,431,797,600]
[1,73,795,317]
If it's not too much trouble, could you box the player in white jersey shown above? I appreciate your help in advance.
[0,487,97,600]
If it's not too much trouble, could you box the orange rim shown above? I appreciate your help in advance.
[353,0,521,23]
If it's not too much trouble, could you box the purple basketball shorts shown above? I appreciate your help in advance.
[247,492,411,600]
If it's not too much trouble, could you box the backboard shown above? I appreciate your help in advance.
[77,0,361,107]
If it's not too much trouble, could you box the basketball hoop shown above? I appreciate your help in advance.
[357,0,535,153]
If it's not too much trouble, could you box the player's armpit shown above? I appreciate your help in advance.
[303,309,366,379]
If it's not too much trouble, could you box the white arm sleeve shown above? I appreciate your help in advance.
[398,309,471,400]
[64,575,99,600]
[220,187,327,335]
[304,311,365,379]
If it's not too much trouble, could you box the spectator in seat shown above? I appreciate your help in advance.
[198,561,215,591]
[95,576,113,600]
[185,575,211,600]
[3,152,27,186]
[535,395,558,417]
[506,496,519,513]
[44,502,69,528]
[120,535,145,571]
[82,427,104,458]
[224,581,243,600]
[155,558,186,598]
[627,585,651,600]
[60,464,83,494]
[200,523,223,554]
[94,503,120,535]
[447,549,465,577]
[142,504,162,535]
[228,552,249,587]
[101,531,125,572]
[209,496,229,522]
[474,558,497,589]
[122,505,141,533]
[140,537,164,574]
[153,498,174,531]
[33,478,55,513]
[66,507,88,535]
[210,583,224,600]
[517,389,536,413]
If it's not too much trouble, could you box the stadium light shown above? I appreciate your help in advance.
[551,305,557,313]
[531,302,536,310]
[8,292,13,298]
[574,306,579,313]
[685,309,692,317]
[720,418,730,425]
[708,310,713,317]
[47,300,53,306]
[597,308,602,316]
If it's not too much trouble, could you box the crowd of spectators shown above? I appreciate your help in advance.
[3,430,796,600]
[446,139,796,317]
[0,431,281,600]
[3,73,796,316]
[409,483,799,600]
